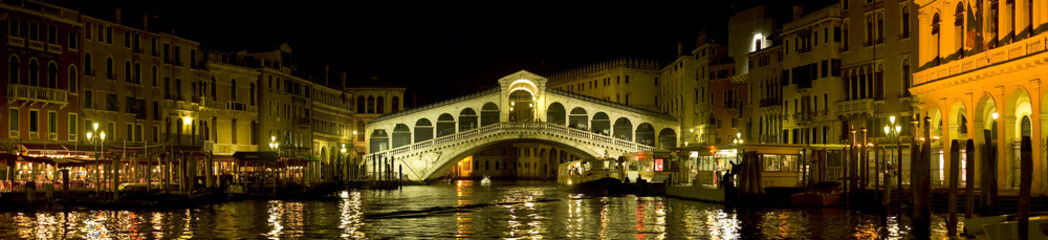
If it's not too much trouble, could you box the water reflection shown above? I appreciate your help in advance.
[0,181,963,239]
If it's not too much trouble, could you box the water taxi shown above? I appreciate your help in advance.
[557,157,634,195]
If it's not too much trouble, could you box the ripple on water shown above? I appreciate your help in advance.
[0,181,962,239]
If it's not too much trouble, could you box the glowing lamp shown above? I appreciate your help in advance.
[895,126,901,133]
[884,126,890,135]
[992,112,999,120]
[889,116,896,124]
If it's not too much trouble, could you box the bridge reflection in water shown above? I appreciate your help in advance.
[0,181,963,239]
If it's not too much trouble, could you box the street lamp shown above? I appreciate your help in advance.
[885,115,903,208]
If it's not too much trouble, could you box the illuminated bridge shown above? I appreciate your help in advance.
[363,71,679,181]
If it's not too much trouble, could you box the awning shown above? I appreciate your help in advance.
[233,151,278,162]
[18,154,55,165]
[53,158,87,168]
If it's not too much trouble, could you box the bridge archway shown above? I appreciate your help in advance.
[658,128,677,150]
[422,138,602,181]
[636,123,655,146]
[481,102,500,126]
[569,107,588,130]
[592,112,610,136]
[392,124,411,148]
[437,114,456,137]
[509,90,534,122]
[369,130,389,152]
[459,108,478,132]
[414,119,433,142]
[547,102,566,125]
[614,118,633,140]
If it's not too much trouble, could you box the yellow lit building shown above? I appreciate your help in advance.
[911,0,1047,191]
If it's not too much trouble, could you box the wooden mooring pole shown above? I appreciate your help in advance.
[947,139,959,236]
[1018,137,1032,240]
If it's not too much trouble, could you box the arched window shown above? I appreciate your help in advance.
[210,77,217,100]
[105,57,114,79]
[367,96,375,113]
[68,66,77,93]
[47,62,57,88]
[124,61,131,83]
[28,59,38,86]
[391,96,399,112]
[876,13,884,43]
[356,96,365,113]
[901,5,911,38]
[932,13,941,62]
[866,16,874,45]
[151,65,157,86]
[84,53,92,74]
[842,21,850,50]
[133,62,141,84]
[8,56,18,84]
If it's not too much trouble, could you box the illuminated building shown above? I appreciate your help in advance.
[1,1,82,154]
[781,4,844,145]
[911,0,1047,191]
[548,58,661,111]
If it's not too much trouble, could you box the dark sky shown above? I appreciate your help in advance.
[77,1,832,105]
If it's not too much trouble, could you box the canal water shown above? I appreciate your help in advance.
[0,180,959,239]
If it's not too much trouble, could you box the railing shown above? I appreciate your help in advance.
[835,98,874,116]
[365,122,656,161]
[214,143,258,153]
[164,133,204,146]
[7,36,25,47]
[28,40,44,51]
[914,35,1046,86]
[7,84,68,104]
[46,43,61,54]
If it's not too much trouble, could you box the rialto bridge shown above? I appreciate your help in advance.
[363,71,679,181]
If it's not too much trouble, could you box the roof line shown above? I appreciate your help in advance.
[370,87,501,123]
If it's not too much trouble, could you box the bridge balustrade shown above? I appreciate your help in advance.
[366,122,656,160]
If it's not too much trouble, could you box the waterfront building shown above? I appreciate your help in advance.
[345,76,404,160]
[690,41,731,145]
[240,44,312,160]
[309,67,354,182]
[548,58,661,112]
[746,44,785,144]
[911,0,1048,191]
[659,36,707,147]
[201,51,261,174]
[781,4,844,146]
[0,1,83,182]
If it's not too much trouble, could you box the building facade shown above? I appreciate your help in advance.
[911,0,1047,191]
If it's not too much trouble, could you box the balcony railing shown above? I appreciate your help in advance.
[914,34,1046,86]
[835,98,875,116]
[28,40,44,50]
[7,84,68,105]
[7,36,25,47]
[46,43,61,54]
[164,133,204,146]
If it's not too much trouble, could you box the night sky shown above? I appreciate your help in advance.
[78,0,833,106]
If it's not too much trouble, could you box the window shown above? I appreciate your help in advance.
[367,96,375,113]
[84,53,92,75]
[391,96,399,112]
[231,120,237,144]
[106,93,118,111]
[153,101,159,120]
[901,5,911,38]
[174,46,181,65]
[28,21,37,41]
[29,110,38,133]
[133,62,141,84]
[68,113,77,139]
[377,97,385,114]
[153,125,159,142]
[105,26,112,44]
[47,111,56,134]
[68,31,78,50]
[251,121,258,145]
[625,75,630,83]
[65,66,77,93]
[84,90,93,109]
[8,56,18,84]
[126,124,133,141]
[163,43,170,63]
[105,57,114,79]
[9,109,18,132]
[107,122,115,139]
[151,37,157,56]
[8,18,19,37]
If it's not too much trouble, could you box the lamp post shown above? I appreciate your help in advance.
[340,144,347,182]
[884,115,902,208]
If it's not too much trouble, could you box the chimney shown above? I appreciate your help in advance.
[142,13,149,30]
[793,5,804,22]
[340,72,347,88]
[114,7,122,24]
[323,65,330,83]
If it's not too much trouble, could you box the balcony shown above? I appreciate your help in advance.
[293,117,310,126]
[835,98,875,117]
[226,102,258,113]
[165,133,204,146]
[759,99,781,108]
[46,43,61,54]
[163,99,200,111]
[7,84,68,106]
[914,35,1046,86]
[7,36,25,47]
[27,40,44,51]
